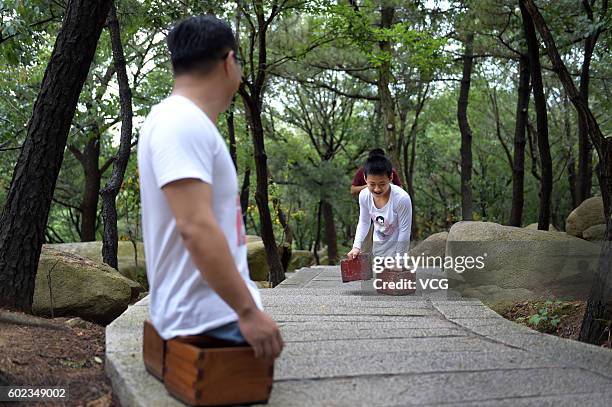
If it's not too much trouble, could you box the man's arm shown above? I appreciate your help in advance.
[162,178,283,360]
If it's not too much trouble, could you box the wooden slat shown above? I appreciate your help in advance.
[142,320,164,380]
[198,348,273,405]
[166,339,203,362]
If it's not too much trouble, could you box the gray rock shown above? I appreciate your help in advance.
[525,223,558,231]
[445,221,600,294]
[246,235,262,243]
[33,248,138,324]
[65,317,89,328]
[45,241,147,289]
[288,250,314,271]
[566,196,605,237]
[460,284,539,309]
[409,231,448,258]
[583,223,606,241]
[247,240,269,281]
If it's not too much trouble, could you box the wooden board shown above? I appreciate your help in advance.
[143,320,165,380]
[164,340,273,406]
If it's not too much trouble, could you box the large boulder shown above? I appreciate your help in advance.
[409,231,448,258]
[445,221,600,297]
[246,235,262,244]
[288,250,314,271]
[460,285,540,311]
[566,196,605,238]
[524,223,558,231]
[33,248,141,324]
[247,240,269,281]
[45,241,147,289]
[583,224,606,242]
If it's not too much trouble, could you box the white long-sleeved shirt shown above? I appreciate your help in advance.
[353,184,412,257]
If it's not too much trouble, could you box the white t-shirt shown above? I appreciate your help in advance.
[138,95,262,340]
[353,184,412,257]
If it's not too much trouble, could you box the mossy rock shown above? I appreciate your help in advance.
[565,197,605,237]
[288,250,314,271]
[45,241,148,289]
[446,221,600,295]
[460,284,540,313]
[524,223,558,231]
[34,248,141,325]
[247,241,269,281]
[582,224,606,241]
[409,231,448,258]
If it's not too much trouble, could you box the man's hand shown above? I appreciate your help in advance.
[347,247,361,259]
[238,308,284,360]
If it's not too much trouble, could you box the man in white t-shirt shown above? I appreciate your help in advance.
[137,15,283,361]
[347,155,412,259]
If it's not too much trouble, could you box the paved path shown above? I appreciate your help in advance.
[106,266,612,406]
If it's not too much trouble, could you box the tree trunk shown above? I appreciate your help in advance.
[520,1,552,231]
[403,83,428,240]
[576,0,603,204]
[313,200,322,265]
[521,0,611,345]
[227,103,237,170]
[101,2,133,270]
[563,92,578,209]
[79,133,102,241]
[0,0,112,311]
[377,5,398,165]
[457,32,474,221]
[242,98,285,285]
[240,168,251,228]
[509,55,530,227]
[273,197,292,272]
[580,138,612,344]
[321,200,338,265]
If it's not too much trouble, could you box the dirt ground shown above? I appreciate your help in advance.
[1,299,609,407]
[501,299,611,348]
[0,309,115,407]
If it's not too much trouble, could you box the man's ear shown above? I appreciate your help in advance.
[222,54,231,75]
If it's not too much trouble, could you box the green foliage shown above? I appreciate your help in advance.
[515,300,576,334]
[0,0,607,253]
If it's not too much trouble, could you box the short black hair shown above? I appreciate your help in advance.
[167,15,237,76]
[364,155,392,178]
[368,148,386,157]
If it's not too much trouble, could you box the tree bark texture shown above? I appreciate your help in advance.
[240,168,251,227]
[520,1,552,231]
[0,0,112,311]
[576,0,606,204]
[321,200,338,265]
[227,103,237,170]
[101,2,133,270]
[521,0,611,345]
[377,5,398,166]
[509,55,530,227]
[457,32,474,221]
[241,98,285,285]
